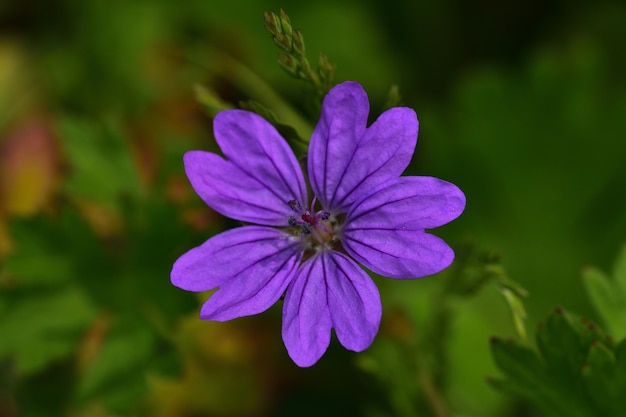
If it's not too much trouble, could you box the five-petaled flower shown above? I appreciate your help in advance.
[171,81,466,367]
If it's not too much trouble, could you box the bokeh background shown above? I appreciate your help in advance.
[1,0,625,416]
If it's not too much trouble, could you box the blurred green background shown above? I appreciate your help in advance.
[1,0,625,416]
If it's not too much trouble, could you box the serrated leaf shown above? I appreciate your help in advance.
[582,263,626,339]
[575,317,613,351]
[487,377,573,417]
[489,309,626,417]
[583,341,616,413]
[490,337,589,417]
[0,287,97,374]
[536,310,587,382]
[490,338,545,389]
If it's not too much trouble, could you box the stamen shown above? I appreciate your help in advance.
[286,199,337,249]
[288,199,302,212]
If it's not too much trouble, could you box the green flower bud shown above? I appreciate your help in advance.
[279,9,293,39]
[277,53,299,75]
[273,33,292,52]
[263,11,281,36]
[292,29,306,57]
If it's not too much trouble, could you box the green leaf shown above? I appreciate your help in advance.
[583,341,616,414]
[613,243,626,294]
[536,309,587,383]
[57,116,142,210]
[0,287,97,374]
[582,258,626,339]
[77,318,155,412]
[490,338,544,389]
[501,288,528,341]
[614,339,626,411]
[3,211,107,288]
[3,220,73,286]
[356,339,420,417]
[489,308,626,417]
[490,337,589,417]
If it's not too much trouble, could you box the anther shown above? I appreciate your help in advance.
[288,199,302,212]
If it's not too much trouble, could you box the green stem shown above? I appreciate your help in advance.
[185,46,313,142]
[418,372,452,417]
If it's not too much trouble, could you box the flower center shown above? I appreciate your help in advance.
[287,198,337,251]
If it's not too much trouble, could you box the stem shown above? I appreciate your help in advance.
[395,308,452,417]
[418,372,452,417]
[183,46,313,141]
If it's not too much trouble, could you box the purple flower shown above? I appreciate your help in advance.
[171,81,465,367]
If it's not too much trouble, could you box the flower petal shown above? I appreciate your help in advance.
[308,81,418,212]
[324,251,381,352]
[281,255,332,367]
[171,226,302,321]
[343,228,455,279]
[184,110,306,226]
[342,176,464,278]
[346,177,466,231]
[307,82,368,210]
[282,251,381,367]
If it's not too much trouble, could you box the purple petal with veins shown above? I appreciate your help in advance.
[172,226,301,321]
[184,110,306,226]
[282,251,380,367]
[308,82,418,212]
